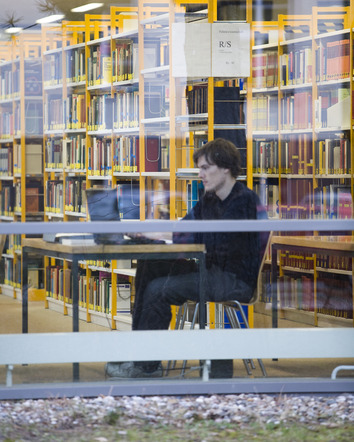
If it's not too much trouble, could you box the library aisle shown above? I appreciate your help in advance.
[1,294,353,387]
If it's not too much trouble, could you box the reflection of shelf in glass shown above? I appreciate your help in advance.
[66,81,86,88]
[114,127,140,135]
[113,78,139,87]
[87,83,111,91]
[253,130,279,137]
[65,169,86,175]
[176,113,208,123]
[253,173,279,179]
[280,174,314,179]
[113,268,136,277]
[140,12,169,26]
[87,129,113,136]
[176,168,199,179]
[316,78,350,87]
[113,172,140,178]
[280,36,312,46]
[87,175,112,181]
[315,173,351,179]
[141,171,170,179]
[112,29,138,40]
[280,128,312,135]
[44,84,63,91]
[280,83,312,91]
[65,211,86,218]
[65,128,86,134]
[314,28,349,41]
[45,168,64,173]
[45,130,65,136]
[315,127,350,133]
[87,36,111,46]
[214,124,246,130]
[141,65,169,76]
[141,116,170,125]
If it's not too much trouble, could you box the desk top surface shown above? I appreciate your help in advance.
[22,238,206,255]
[272,236,354,252]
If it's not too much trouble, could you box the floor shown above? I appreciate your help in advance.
[1,294,354,386]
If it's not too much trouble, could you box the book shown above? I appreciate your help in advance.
[26,144,43,175]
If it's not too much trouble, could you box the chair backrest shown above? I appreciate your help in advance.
[247,231,273,305]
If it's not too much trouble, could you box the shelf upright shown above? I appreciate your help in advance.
[138,1,170,221]
[61,20,87,316]
[41,23,65,310]
[250,21,279,219]
[311,6,351,222]
[10,31,44,301]
[277,14,314,221]
[62,20,87,222]
[84,14,113,324]
[41,23,65,223]
[0,38,17,299]
[110,5,139,331]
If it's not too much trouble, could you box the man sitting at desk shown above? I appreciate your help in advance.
[105,138,268,378]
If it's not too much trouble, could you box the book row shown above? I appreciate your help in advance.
[280,47,313,86]
[315,137,351,175]
[279,273,352,319]
[45,265,131,314]
[252,95,278,131]
[259,270,352,319]
[3,257,21,288]
[252,51,278,89]
[316,38,350,82]
[281,91,312,130]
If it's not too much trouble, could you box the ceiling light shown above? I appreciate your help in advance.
[5,27,23,34]
[71,3,104,13]
[36,14,65,24]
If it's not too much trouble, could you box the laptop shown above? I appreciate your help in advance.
[86,187,124,245]
[86,187,166,246]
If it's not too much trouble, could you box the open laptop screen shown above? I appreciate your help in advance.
[86,187,123,244]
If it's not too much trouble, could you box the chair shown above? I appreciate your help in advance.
[166,232,272,378]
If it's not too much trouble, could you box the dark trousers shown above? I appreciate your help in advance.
[132,259,253,373]
[133,259,253,331]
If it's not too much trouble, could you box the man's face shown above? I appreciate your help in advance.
[197,155,229,195]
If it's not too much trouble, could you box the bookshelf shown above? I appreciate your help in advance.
[0,2,352,330]
[0,31,44,302]
[252,6,353,327]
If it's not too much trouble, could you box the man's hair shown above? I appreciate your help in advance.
[193,138,242,178]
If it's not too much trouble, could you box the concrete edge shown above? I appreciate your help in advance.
[1,378,354,400]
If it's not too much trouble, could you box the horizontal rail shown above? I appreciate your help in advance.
[0,219,353,235]
[1,328,354,366]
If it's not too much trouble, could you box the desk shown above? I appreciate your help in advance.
[271,236,354,328]
[22,239,206,380]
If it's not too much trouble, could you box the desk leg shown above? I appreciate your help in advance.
[199,254,207,329]
[72,259,79,381]
[271,245,278,329]
[22,248,28,334]
[199,253,209,380]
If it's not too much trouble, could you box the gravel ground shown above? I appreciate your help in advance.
[0,393,353,429]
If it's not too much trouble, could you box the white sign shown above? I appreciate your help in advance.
[172,22,250,78]
[212,22,250,77]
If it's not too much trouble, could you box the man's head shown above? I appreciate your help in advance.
[193,138,242,179]
[193,138,242,200]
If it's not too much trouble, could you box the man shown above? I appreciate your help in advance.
[105,138,267,378]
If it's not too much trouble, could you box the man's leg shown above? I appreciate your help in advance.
[105,260,198,378]
[132,259,198,330]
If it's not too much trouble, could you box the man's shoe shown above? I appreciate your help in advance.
[105,361,163,379]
